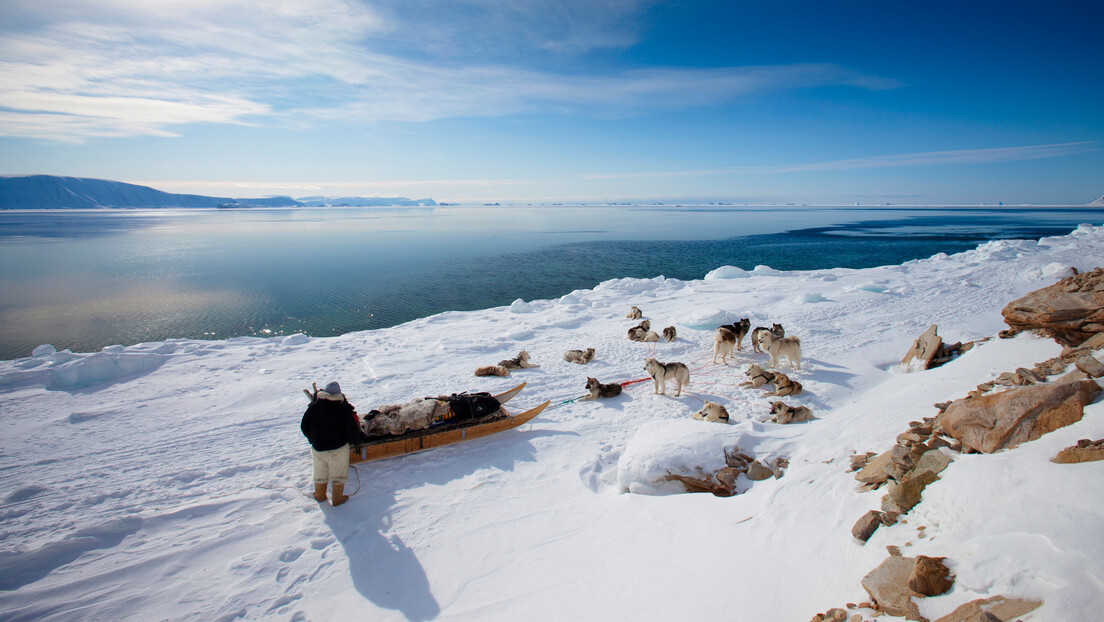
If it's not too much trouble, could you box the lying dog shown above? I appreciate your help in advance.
[626,305,642,319]
[644,357,690,396]
[757,331,802,370]
[564,347,596,364]
[692,401,729,423]
[474,365,509,377]
[627,320,652,341]
[662,326,677,342]
[764,372,803,397]
[583,376,622,400]
[498,350,540,370]
[751,323,784,353]
[770,401,813,424]
[739,363,776,388]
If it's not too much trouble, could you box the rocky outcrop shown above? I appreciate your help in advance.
[1001,267,1104,346]
[931,595,1042,622]
[900,325,977,371]
[861,555,926,620]
[1051,438,1104,463]
[938,380,1101,453]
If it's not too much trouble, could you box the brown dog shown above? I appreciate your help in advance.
[583,377,623,400]
[769,401,813,424]
[764,372,803,397]
[474,365,510,377]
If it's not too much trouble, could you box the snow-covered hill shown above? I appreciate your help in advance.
[0,225,1101,621]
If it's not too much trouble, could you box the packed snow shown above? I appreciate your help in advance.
[0,225,1102,621]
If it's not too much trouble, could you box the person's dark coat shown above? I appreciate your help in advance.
[301,390,361,451]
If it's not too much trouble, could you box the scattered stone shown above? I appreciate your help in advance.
[908,555,954,596]
[1001,266,1104,346]
[861,555,924,620]
[911,449,953,480]
[931,595,1043,622]
[1074,354,1104,377]
[746,460,774,481]
[850,451,877,471]
[1052,438,1104,463]
[886,545,902,556]
[852,510,885,542]
[901,324,943,371]
[888,470,939,512]
[855,450,893,484]
[1015,367,1042,383]
[938,380,1102,453]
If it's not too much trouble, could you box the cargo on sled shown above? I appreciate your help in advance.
[349,383,548,464]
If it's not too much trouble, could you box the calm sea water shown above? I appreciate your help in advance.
[1,205,1100,360]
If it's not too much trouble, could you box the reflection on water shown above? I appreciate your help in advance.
[0,205,1100,360]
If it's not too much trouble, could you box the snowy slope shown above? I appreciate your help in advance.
[0,225,1102,621]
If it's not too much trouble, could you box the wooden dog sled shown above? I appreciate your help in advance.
[349,382,548,464]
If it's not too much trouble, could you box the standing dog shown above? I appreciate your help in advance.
[643,358,690,396]
[751,323,784,353]
[713,326,737,364]
[662,326,677,342]
[626,306,642,319]
[720,318,752,349]
[692,401,730,423]
[498,350,540,370]
[769,401,813,424]
[757,331,802,370]
[583,377,623,400]
[739,363,776,388]
[564,348,596,364]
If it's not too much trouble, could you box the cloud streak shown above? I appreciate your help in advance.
[0,0,899,141]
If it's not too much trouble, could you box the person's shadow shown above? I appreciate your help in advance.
[320,425,572,619]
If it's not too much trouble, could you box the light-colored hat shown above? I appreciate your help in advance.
[323,381,341,395]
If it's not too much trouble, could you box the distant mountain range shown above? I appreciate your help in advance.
[0,175,436,209]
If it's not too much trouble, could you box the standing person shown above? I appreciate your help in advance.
[301,381,362,506]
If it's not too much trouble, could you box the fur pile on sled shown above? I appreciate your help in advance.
[362,398,449,436]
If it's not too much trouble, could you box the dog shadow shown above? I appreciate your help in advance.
[320,429,555,619]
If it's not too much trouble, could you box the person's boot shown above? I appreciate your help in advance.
[313,483,327,502]
[331,482,349,506]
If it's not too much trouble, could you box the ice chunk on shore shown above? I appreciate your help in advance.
[704,265,749,280]
[679,308,739,330]
[32,344,56,358]
[509,299,533,313]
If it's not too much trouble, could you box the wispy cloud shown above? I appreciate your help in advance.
[0,0,898,141]
[581,142,1100,180]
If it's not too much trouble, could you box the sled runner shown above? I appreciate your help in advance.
[349,383,548,464]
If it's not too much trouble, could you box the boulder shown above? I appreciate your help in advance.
[1074,354,1104,378]
[746,460,774,481]
[931,595,1042,622]
[851,510,884,542]
[938,380,1101,453]
[901,324,943,371]
[1001,266,1104,346]
[861,555,924,620]
[855,450,893,484]
[888,470,940,512]
[911,449,953,480]
[908,555,954,596]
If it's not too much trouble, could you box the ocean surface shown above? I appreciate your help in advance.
[1,205,1100,361]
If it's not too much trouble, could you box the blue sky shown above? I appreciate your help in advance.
[0,0,1101,204]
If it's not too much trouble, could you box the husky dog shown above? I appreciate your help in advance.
[764,372,803,397]
[564,347,596,364]
[739,363,776,388]
[757,331,802,370]
[474,365,509,377]
[643,357,690,396]
[720,318,752,349]
[770,401,813,424]
[583,376,623,400]
[626,306,642,319]
[662,326,677,342]
[627,320,652,341]
[498,350,540,370]
[751,323,785,353]
[713,327,737,364]
[641,330,659,342]
[692,401,730,423]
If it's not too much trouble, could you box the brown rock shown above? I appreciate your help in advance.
[1052,438,1104,463]
[938,380,1102,453]
[908,555,954,596]
[746,460,774,481]
[911,449,953,480]
[888,470,940,512]
[855,450,893,484]
[1001,267,1104,346]
[860,555,924,620]
[901,324,943,371]
[852,510,885,542]
[931,595,1043,622]
[1074,354,1104,378]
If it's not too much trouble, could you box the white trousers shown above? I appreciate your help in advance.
[311,444,350,484]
